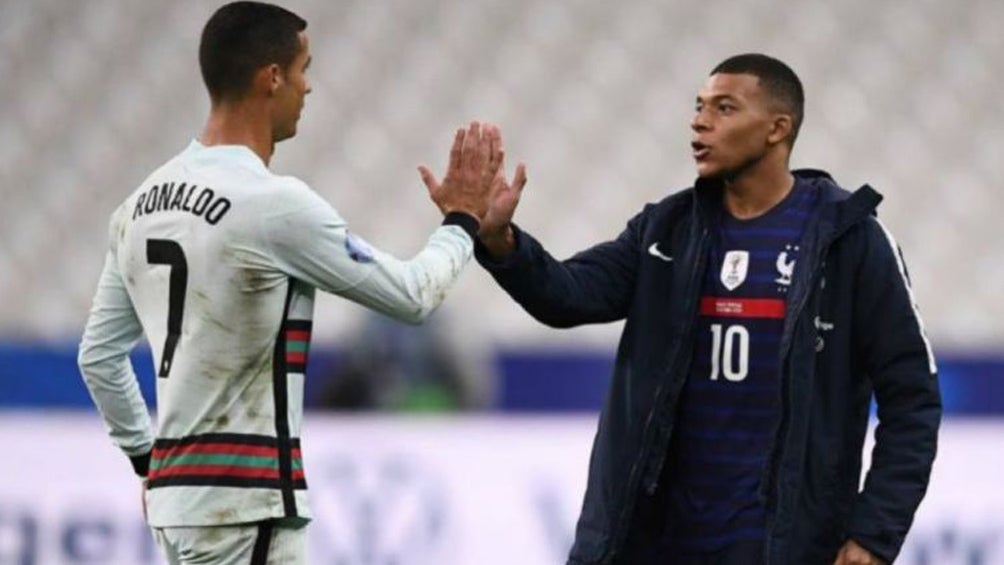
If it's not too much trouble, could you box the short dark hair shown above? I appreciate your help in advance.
[712,53,804,142]
[199,1,307,102]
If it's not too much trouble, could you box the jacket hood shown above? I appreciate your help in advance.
[689,168,884,244]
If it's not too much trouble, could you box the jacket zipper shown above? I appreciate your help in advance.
[761,241,828,563]
[614,224,710,533]
[609,226,709,562]
[643,226,709,496]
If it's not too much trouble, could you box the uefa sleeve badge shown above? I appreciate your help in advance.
[345,232,375,263]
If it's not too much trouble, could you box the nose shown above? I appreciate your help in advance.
[691,111,709,132]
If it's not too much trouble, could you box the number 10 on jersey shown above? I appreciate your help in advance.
[709,323,749,382]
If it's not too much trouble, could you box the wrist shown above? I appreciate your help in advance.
[130,451,152,478]
[442,211,480,240]
[479,225,515,258]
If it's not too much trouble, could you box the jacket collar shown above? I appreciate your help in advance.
[691,168,883,244]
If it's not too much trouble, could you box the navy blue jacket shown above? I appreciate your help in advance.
[476,170,941,564]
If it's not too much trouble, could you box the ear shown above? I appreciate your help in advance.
[255,63,284,97]
[767,114,793,146]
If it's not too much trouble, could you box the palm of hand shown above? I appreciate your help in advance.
[480,164,527,237]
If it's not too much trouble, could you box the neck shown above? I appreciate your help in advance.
[721,152,794,220]
[200,99,274,166]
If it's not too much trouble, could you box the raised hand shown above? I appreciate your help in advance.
[477,157,527,259]
[419,121,503,221]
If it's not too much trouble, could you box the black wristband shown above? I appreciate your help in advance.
[130,452,152,477]
[442,212,480,240]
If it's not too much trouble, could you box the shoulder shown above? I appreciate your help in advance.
[260,174,334,211]
[830,216,910,291]
[637,187,695,223]
[268,174,317,201]
[252,175,347,234]
[794,168,856,204]
[653,186,696,211]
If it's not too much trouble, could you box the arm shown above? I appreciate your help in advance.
[78,249,154,477]
[264,199,477,325]
[449,145,639,327]
[845,218,941,563]
[474,211,643,328]
[266,122,501,324]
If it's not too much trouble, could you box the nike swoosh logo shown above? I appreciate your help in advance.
[647,243,673,262]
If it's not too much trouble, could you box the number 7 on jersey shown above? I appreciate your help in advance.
[146,239,188,377]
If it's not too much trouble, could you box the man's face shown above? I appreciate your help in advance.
[272,31,312,142]
[690,73,779,179]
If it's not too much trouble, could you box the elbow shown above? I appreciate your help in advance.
[521,300,588,328]
[533,313,578,328]
[399,309,429,326]
[389,299,438,326]
[77,341,114,384]
[398,286,447,325]
[77,342,98,376]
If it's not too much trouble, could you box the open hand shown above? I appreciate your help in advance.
[419,121,503,221]
[477,158,527,258]
[481,160,527,237]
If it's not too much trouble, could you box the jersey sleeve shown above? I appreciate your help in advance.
[78,214,155,474]
[260,181,474,324]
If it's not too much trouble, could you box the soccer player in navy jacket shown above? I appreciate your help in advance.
[450,54,941,565]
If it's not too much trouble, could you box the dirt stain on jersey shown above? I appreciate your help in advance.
[203,313,236,336]
[207,508,238,526]
[192,289,237,336]
[238,267,282,293]
[202,357,235,381]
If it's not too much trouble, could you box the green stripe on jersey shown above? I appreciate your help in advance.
[286,341,309,352]
[152,453,275,470]
[152,453,305,471]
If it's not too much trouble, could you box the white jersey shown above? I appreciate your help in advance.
[78,140,474,527]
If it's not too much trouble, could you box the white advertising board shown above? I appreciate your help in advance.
[0,414,999,564]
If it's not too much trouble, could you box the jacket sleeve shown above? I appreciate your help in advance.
[261,181,475,325]
[474,208,645,328]
[847,218,941,563]
[78,246,155,478]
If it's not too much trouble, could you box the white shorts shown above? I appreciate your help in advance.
[151,521,306,565]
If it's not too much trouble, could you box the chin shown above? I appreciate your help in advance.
[695,162,722,179]
[274,126,296,143]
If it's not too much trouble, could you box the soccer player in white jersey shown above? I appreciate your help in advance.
[77,2,514,563]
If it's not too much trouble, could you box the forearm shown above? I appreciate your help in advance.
[848,368,940,562]
[475,225,635,327]
[78,251,154,474]
[337,221,475,324]
[78,348,155,471]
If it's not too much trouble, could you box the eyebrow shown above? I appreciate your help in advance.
[695,94,738,104]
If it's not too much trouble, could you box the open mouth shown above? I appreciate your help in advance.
[691,141,710,160]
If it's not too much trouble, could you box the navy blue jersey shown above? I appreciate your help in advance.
[664,180,819,553]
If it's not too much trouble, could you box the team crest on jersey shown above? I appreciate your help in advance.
[775,244,798,290]
[721,250,749,291]
[345,232,375,263]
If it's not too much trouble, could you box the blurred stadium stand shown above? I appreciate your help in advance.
[0,0,1002,562]
[0,0,1001,410]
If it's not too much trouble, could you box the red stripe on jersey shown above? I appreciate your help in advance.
[152,444,278,459]
[286,330,310,342]
[287,352,307,363]
[149,465,280,479]
[700,297,786,319]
